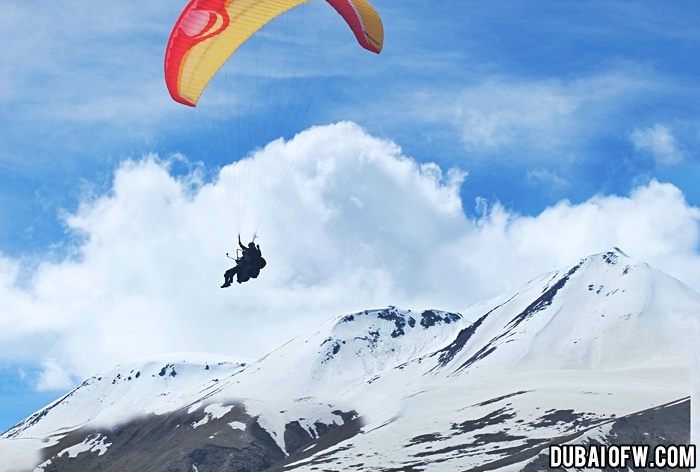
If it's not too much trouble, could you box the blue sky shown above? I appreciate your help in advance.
[1,1,699,433]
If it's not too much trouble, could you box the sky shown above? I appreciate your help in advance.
[1,0,699,434]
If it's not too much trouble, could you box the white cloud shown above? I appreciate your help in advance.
[0,1,177,114]
[630,123,685,165]
[1,122,699,388]
[454,80,579,152]
[35,359,75,392]
[402,70,655,161]
[459,181,700,297]
[526,168,568,189]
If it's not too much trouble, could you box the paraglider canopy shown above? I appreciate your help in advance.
[165,0,384,107]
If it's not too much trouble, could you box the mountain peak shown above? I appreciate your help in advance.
[313,306,463,380]
[337,306,461,338]
[4,354,249,440]
[610,246,629,257]
[598,246,631,265]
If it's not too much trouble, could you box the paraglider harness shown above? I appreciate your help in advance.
[221,235,267,288]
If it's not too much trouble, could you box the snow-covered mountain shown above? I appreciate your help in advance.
[2,248,697,471]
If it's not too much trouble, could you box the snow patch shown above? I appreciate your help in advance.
[204,403,234,420]
[228,421,246,431]
[34,434,112,470]
[58,434,111,458]
[192,403,234,429]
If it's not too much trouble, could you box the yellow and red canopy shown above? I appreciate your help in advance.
[164,0,384,107]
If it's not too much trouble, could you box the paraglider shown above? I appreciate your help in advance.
[165,0,383,287]
[221,236,267,287]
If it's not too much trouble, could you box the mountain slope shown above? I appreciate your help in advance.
[435,247,692,374]
[1,248,696,472]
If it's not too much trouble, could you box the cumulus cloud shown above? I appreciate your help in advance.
[1,122,699,389]
[630,123,685,165]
